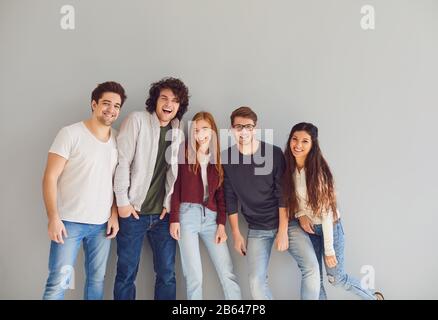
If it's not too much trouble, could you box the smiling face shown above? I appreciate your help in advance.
[91,92,122,126]
[194,118,212,148]
[155,88,180,126]
[232,116,256,146]
[290,130,312,162]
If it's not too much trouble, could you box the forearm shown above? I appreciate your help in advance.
[42,175,59,221]
[228,213,240,235]
[111,196,118,217]
[278,207,289,233]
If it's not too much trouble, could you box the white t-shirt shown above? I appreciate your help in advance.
[49,122,118,224]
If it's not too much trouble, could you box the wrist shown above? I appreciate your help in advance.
[48,215,61,223]
[231,229,241,237]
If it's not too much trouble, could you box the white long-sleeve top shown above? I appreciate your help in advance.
[293,168,340,256]
[198,153,211,202]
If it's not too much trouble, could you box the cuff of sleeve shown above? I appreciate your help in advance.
[217,214,227,226]
[295,211,307,218]
[324,248,336,256]
[163,198,171,213]
[226,204,238,215]
[115,193,130,207]
[169,212,179,223]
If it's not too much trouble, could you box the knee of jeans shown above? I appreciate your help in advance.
[217,267,236,281]
[185,272,203,288]
[87,269,106,283]
[249,272,266,289]
[301,261,319,280]
[157,270,176,284]
[46,270,73,290]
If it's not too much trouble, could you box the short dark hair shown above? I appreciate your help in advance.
[145,77,189,120]
[91,81,127,111]
[230,106,258,126]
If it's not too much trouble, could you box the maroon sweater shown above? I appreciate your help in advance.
[170,163,226,225]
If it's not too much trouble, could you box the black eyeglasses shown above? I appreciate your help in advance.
[232,124,255,132]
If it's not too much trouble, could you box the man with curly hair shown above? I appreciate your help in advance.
[113,77,189,300]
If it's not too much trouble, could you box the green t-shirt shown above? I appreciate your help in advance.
[140,124,171,214]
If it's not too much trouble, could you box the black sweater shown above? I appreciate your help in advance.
[222,141,285,230]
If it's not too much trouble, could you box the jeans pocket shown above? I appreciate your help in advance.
[118,214,134,223]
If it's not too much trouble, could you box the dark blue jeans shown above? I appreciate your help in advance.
[114,213,176,300]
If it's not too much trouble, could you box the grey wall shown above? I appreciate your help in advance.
[1,0,437,299]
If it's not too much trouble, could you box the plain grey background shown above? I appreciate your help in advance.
[1,0,437,300]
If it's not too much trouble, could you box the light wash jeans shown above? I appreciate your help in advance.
[246,219,320,300]
[309,219,377,300]
[178,203,241,300]
[43,221,111,300]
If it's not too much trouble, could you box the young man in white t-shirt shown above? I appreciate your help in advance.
[42,81,126,300]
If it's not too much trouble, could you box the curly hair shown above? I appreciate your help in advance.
[145,77,189,120]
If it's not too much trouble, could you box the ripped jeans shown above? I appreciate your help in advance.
[309,220,377,300]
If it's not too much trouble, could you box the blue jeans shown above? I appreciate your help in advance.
[114,213,176,300]
[309,220,377,300]
[43,221,111,300]
[246,219,320,300]
[178,203,241,300]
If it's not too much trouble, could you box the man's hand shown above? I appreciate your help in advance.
[215,224,227,244]
[159,207,167,220]
[106,211,120,239]
[48,218,68,244]
[275,229,289,251]
[118,205,139,219]
[298,215,315,234]
[170,222,180,240]
[232,231,246,256]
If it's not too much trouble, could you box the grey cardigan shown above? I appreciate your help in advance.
[114,110,184,212]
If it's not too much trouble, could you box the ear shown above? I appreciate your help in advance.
[91,100,97,111]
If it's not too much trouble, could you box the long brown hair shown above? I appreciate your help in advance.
[187,112,224,187]
[282,122,337,219]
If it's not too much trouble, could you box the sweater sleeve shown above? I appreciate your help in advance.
[114,113,139,207]
[275,149,286,208]
[215,185,227,226]
[223,166,238,215]
[321,210,335,256]
[169,163,182,223]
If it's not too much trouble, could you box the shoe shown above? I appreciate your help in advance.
[374,291,384,300]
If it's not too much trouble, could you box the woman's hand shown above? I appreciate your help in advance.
[324,254,338,268]
[298,215,315,234]
[170,222,180,240]
[215,224,227,244]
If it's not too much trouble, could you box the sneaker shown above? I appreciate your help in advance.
[374,291,384,300]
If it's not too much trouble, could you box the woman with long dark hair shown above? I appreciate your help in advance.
[282,122,383,300]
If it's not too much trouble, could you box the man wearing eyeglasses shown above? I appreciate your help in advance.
[222,106,320,300]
